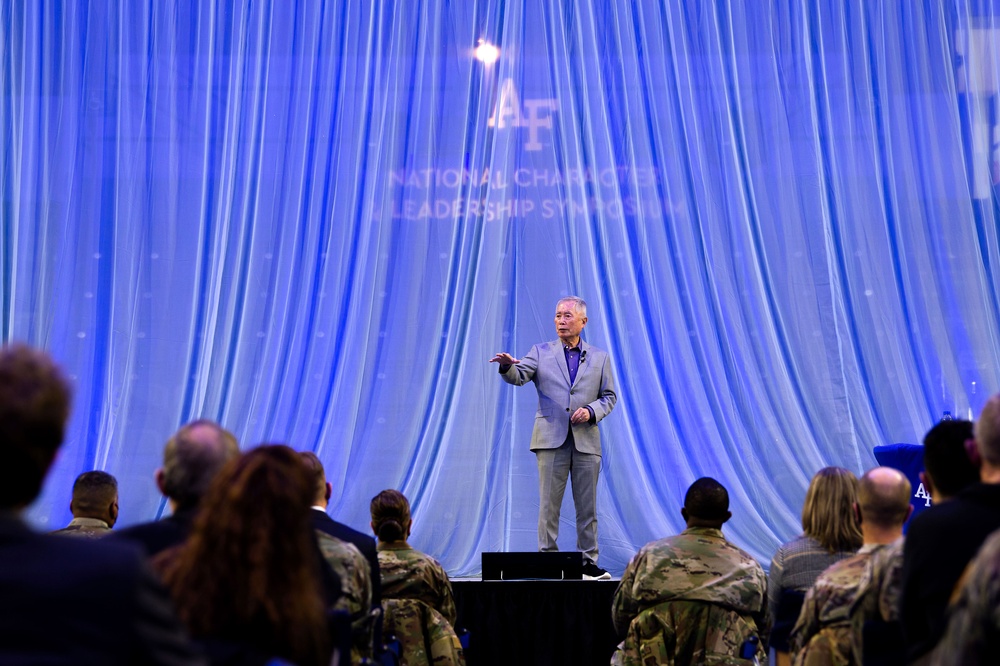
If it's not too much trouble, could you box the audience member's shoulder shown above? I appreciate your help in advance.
[11,527,147,579]
[955,481,1000,506]
[906,497,966,536]
[317,513,376,547]
[108,518,189,557]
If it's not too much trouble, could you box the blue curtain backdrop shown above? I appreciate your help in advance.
[4,0,1000,577]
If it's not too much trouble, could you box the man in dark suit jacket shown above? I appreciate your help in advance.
[491,296,618,579]
[111,419,239,556]
[300,451,384,651]
[0,343,205,665]
[900,395,1000,663]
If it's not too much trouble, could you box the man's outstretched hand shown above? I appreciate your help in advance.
[490,353,519,365]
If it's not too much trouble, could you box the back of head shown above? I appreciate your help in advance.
[0,344,72,509]
[370,489,411,542]
[683,477,730,526]
[71,470,118,519]
[858,467,912,529]
[975,394,1000,467]
[923,419,979,498]
[162,444,328,665]
[297,451,327,505]
[801,466,863,552]
[160,419,239,509]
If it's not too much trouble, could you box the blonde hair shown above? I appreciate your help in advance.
[801,466,863,553]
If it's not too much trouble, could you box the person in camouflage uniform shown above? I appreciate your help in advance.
[929,526,1000,665]
[371,489,463,666]
[846,537,905,664]
[611,477,768,666]
[791,467,911,666]
[316,531,374,663]
[51,471,118,538]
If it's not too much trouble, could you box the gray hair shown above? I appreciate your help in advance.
[976,394,1000,465]
[161,419,239,509]
[557,296,587,317]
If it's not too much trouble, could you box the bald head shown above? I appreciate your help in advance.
[159,420,239,509]
[858,467,911,529]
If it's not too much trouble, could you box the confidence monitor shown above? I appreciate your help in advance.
[481,551,583,580]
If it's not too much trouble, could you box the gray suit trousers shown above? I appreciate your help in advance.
[535,430,601,564]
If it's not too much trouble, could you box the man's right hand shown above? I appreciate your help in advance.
[490,353,519,365]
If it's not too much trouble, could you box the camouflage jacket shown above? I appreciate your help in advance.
[791,544,889,666]
[850,538,904,623]
[50,517,112,538]
[316,531,374,662]
[930,528,1000,665]
[382,597,465,666]
[378,543,457,627]
[612,527,768,644]
[610,599,766,666]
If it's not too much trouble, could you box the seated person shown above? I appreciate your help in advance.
[0,343,204,665]
[51,470,119,537]
[790,467,911,665]
[112,420,239,557]
[370,489,463,666]
[611,477,768,666]
[155,445,337,666]
[300,451,382,657]
[900,401,1000,663]
[768,467,863,663]
[929,524,1000,663]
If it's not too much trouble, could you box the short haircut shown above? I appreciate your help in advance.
[160,419,239,509]
[684,477,729,521]
[370,489,411,542]
[923,419,979,498]
[858,467,912,528]
[801,466,863,553]
[0,344,72,508]
[976,394,1000,465]
[297,451,327,503]
[556,296,587,318]
[71,470,118,517]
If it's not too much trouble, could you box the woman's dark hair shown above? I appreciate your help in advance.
[157,444,330,666]
[370,489,411,542]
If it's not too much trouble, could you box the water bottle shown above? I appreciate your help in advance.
[739,635,760,664]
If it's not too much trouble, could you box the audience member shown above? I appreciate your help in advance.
[300,451,377,661]
[371,489,464,665]
[769,467,863,618]
[899,398,1000,664]
[51,470,119,537]
[918,418,979,505]
[611,477,768,666]
[112,419,238,556]
[0,343,205,665]
[791,466,911,665]
[768,467,863,665]
[929,525,1000,664]
[371,489,457,626]
[156,444,336,666]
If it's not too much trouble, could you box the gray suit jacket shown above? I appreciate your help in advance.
[502,338,617,454]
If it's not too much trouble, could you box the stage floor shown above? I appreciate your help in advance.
[453,579,620,666]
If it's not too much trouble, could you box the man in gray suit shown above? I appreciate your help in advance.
[491,296,617,579]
